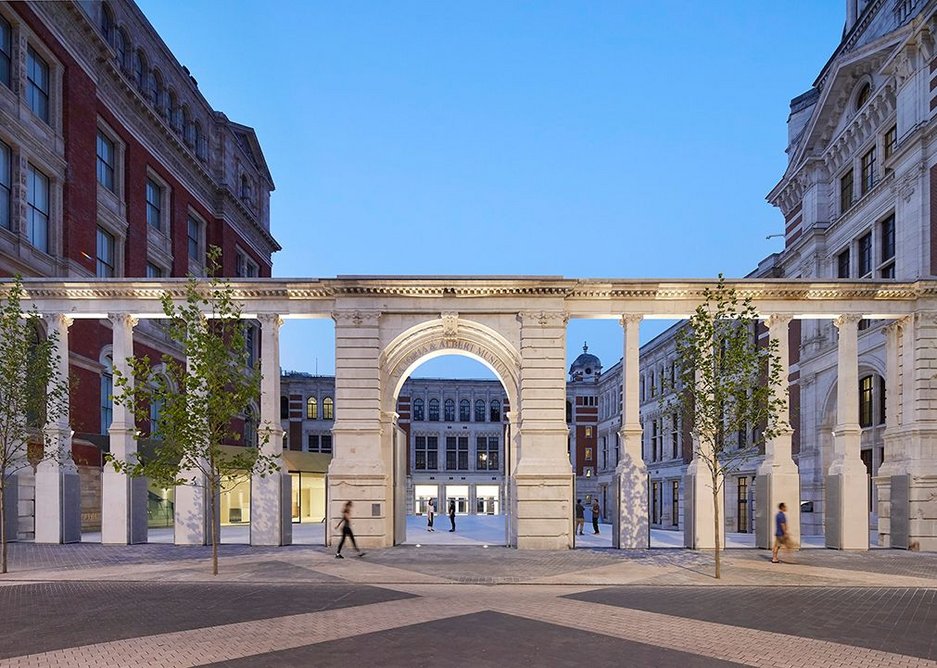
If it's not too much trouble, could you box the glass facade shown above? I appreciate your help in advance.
[147,481,174,528]
[290,472,325,523]
[220,474,251,525]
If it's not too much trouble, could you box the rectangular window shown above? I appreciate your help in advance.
[671,414,679,459]
[320,434,332,454]
[187,216,200,262]
[146,262,164,278]
[26,47,50,123]
[877,375,886,426]
[96,227,115,277]
[879,215,895,278]
[0,16,10,89]
[859,375,874,428]
[100,372,113,434]
[446,436,457,470]
[96,131,115,192]
[0,139,10,230]
[457,436,468,470]
[601,436,608,469]
[858,232,872,277]
[415,436,427,470]
[671,480,679,526]
[426,436,437,469]
[840,169,853,214]
[884,125,897,160]
[837,248,850,279]
[738,477,749,533]
[306,434,319,453]
[27,164,49,253]
[651,419,658,462]
[476,436,499,471]
[145,179,162,229]
[652,481,661,524]
[860,147,875,195]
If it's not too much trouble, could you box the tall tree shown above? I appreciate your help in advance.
[663,277,785,579]
[107,249,278,575]
[0,278,70,573]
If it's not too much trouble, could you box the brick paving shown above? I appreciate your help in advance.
[3,543,937,666]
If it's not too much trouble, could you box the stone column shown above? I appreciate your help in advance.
[514,311,573,550]
[614,314,648,549]
[684,367,725,550]
[827,314,869,550]
[101,314,147,544]
[34,314,81,543]
[174,341,216,546]
[251,315,291,546]
[755,315,800,549]
[874,319,904,548]
[327,311,387,548]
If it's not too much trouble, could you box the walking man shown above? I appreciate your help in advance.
[575,499,585,535]
[772,502,792,563]
[427,498,435,532]
[591,498,601,535]
[335,500,364,559]
[448,498,456,532]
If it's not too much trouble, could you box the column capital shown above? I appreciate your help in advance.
[42,313,74,329]
[517,310,568,327]
[379,410,399,425]
[331,310,381,327]
[256,313,284,329]
[107,313,139,329]
[882,315,910,336]
[833,313,863,330]
[764,314,793,329]
[619,314,643,327]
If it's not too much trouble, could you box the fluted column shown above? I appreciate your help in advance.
[755,315,800,549]
[34,314,80,543]
[614,314,648,549]
[102,313,147,544]
[251,314,291,546]
[827,314,869,550]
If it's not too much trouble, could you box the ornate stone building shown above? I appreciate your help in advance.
[0,0,278,540]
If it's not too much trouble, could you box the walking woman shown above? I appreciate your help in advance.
[335,500,365,559]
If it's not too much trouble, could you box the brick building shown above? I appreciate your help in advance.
[0,0,278,537]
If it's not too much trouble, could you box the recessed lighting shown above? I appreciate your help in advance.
[416,544,422,547]
[483,544,488,548]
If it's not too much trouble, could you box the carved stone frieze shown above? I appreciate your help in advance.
[332,310,381,328]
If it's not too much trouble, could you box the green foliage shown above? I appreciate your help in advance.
[0,277,70,572]
[106,248,278,573]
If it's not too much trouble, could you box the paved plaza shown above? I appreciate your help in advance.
[2,526,937,667]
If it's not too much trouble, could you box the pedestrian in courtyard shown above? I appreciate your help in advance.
[448,498,456,532]
[592,498,601,535]
[772,502,794,563]
[335,500,364,559]
[427,498,435,531]
[575,499,585,535]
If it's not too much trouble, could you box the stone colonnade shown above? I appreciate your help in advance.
[11,278,936,551]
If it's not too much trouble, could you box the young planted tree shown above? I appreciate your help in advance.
[107,250,278,575]
[0,278,70,573]
[662,277,785,578]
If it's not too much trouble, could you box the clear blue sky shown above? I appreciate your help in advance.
[138,1,844,380]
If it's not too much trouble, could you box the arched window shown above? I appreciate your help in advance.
[100,3,114,44]
[306,396,318,420]
[490,399,501,422]
[180,105,190,141]
[428,398,440,421]
[153,70,167,115]
[322,396,334,420]
[459,399,470,422]
[413,398,424,421]
[115,28,130,71]
[474,399,485,422]
[280,395,289,419]
[168,89,179,130]
[193,120,206,161]
[146,67,159,106]
[240,174,252,204]
[100,353,113,434]
[133,49,146,90]
[856,82,871,111]
[149,394,163,439]
[443,398,455,422]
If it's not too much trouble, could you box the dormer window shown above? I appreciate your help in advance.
[855,83,871,111]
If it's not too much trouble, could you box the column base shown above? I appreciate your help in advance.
[327,470,392,549]
[175,481,218,546]
[824,470,869,550]
[34,463,81,544]
[514,469,572,550]
[101,469,148,544]
[250,471,293,547]
[613,454,648,549]
[754,468,800,550]
[683,462,724,550]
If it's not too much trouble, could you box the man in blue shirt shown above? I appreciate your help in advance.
[772,502,790,563]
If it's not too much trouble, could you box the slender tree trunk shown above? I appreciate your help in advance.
[209,477,218,576]
[713,484,721,579]
[0,473,7,575]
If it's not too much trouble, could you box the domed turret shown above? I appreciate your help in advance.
[569,342,602,383]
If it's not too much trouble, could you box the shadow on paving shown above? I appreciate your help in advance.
[0,582,413,660]
[566,586,937,661]
[204,611,744,668]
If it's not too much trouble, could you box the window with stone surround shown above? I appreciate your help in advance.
[476,436,499,471]
[0,139,9,231]
[475,399,485,422]
[428,398,439,421]
[879,214,895,278]
[27,164,49,253]
[413,398,424,421]
[840,169,854,214]
[415,435,437,470]
[96,227,115,277]
[146,178,163,230]
[459,399,470,422]
[444,398,455,422]
[861,147,875,195]
[322,396,334,420]
[837,248,850,278]
[884,125,897,160]
[96,131,115,192]
[858,232,872,278]
[146,262,164,278]
[27,47,49,124]
[859,375,874,428]
[0,15,10,89]
[490,399,501,422]
[446,436,469,471]
[306,396,317,420]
